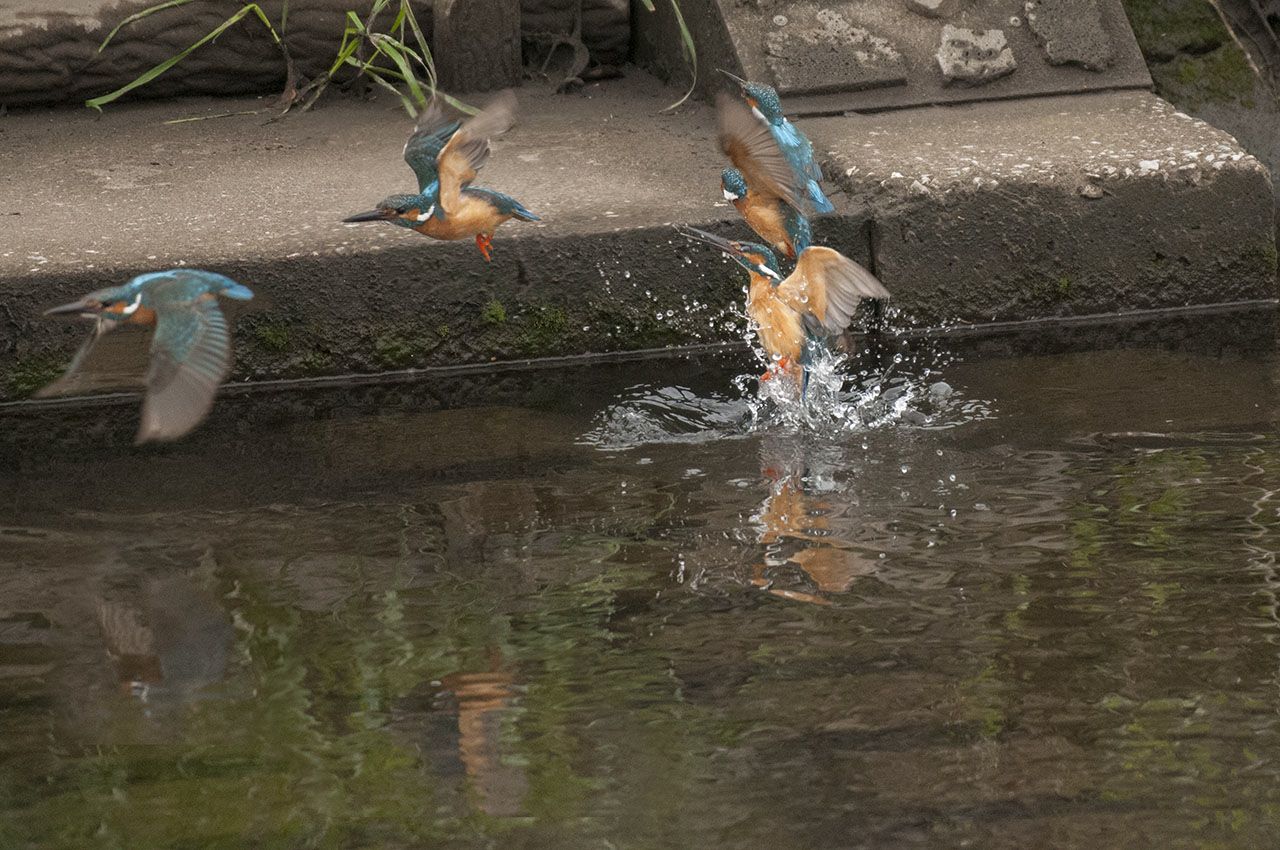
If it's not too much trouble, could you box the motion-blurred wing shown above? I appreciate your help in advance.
[778,246,890,336]
[437,89,518,213]
[716,92,802,212]
[136,286,233,444]
[34,319,149,398]
[404,99,463,194]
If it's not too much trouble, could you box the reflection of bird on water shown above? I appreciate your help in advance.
[94,575,233,702]
[751,439,878,604]
[440,648,527,817]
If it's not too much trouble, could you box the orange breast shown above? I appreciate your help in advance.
[748,277,804,366]
[737,193,793,259]
[413,194,512,241]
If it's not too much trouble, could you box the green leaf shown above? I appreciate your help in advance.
[662,0,698,112]
[87,4,271,110]
[97,0,198,53]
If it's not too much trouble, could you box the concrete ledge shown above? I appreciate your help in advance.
[807,91,1277,324]
[0,76,1273,400]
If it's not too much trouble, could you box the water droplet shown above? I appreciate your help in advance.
[948,474,957,482]
[900,464,910,474]
[624,270,632,279]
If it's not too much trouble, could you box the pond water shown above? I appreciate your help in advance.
[3,316,1280,849]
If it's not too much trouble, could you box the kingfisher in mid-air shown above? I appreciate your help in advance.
[38,269,253,444]
[718,70,834,217]
[720,166,812,261]
[676,225,888,392]
[342,89,539,261]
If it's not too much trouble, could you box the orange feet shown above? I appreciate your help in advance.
[761,357,791,382]
[475,233,494,262]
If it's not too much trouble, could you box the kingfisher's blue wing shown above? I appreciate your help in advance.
[404,100,462,194]
[773,120,834,214]
[136,278,236,443]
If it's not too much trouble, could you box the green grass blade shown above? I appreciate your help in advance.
[245,3,283,45]
[371,34,426,108]
[87,4,264,110]
[98,0,196,53]
[662,0,698,112]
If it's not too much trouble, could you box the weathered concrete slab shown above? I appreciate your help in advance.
[805,90,1277,323]
[634,0,1153,115]
[0,77,1272,401]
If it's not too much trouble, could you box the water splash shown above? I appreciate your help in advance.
[582,330,992,451]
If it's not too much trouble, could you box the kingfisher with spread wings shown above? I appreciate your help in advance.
[342,90,539,261]
[38,269,254,443]
[676,226,888,392]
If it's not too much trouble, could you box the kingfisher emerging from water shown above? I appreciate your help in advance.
[342,89,539,261]
[718,70,835,218]
[676,225,888,391]
[38,269,253,444]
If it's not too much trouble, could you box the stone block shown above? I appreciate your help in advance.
[1025,0,1114,70]
[937,25,1018,85]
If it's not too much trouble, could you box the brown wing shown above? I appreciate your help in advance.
[35,319,149,398]
[136,295,233,444]
[776,247,890,336]
[716,92,802,211]
[437,89,518,213]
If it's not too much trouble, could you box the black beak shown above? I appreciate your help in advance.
[342,209,389,223]
[718,68,749,88]
[674,224,744,258]
[43,297,99,318]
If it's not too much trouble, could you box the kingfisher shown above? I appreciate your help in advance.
[676,225,888,390]
[342,89,539,261]
[38,269,253,444]
[718,70,835,216]
[721,166,812,261]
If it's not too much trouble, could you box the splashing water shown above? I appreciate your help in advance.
[583,323,992,450]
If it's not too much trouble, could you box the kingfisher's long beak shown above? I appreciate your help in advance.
[718,68,749,88]
[43,297,100,318]
[674,224,745,259]
[342,209,390,223]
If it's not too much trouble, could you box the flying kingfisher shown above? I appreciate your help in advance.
[38,269,253,444]
[717,70,835,216]
[342,89,539,261]
[720,166,812,261]
[676,225,888,390]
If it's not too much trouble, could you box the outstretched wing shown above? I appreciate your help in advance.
[717,92,803,212]
[437,89,518,213]
[35,318,148,398]
[777,247,890,336]
[403,100,463,194]
[136,281,235,444]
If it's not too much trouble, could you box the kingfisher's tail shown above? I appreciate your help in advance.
[807,181,835,214]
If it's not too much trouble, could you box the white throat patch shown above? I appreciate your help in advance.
[722,188,740,201]
[121,293,143,315]
[414,204,435,222]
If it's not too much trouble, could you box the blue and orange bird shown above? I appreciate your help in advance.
[720,166,812,261]
[38,269,253,443]
[342,89,539,261]
[717,70,835,217]
[676,225,888,390]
